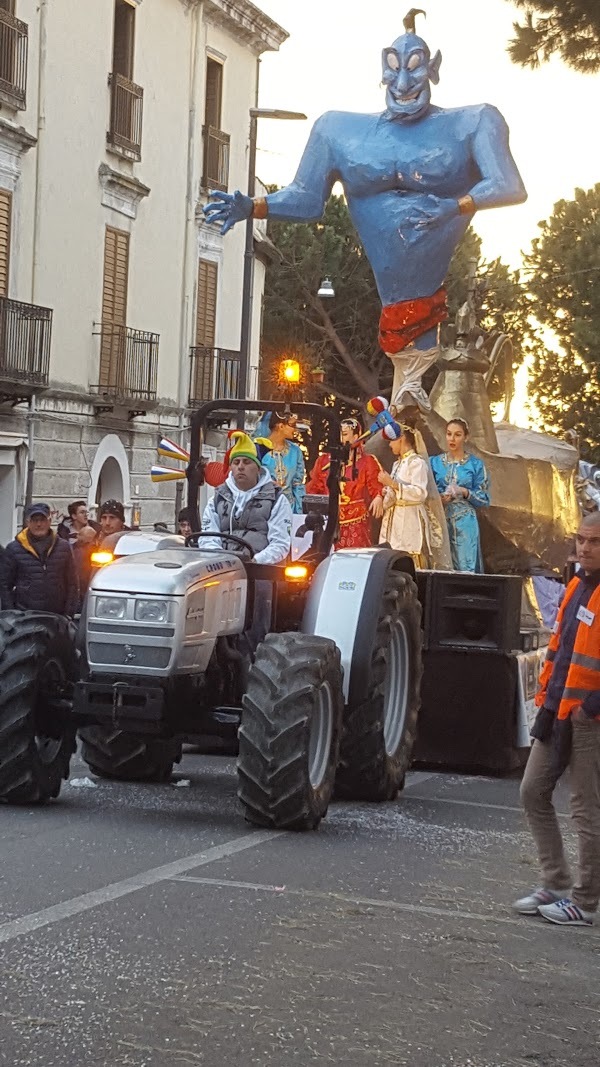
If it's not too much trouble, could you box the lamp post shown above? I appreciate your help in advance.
[238,107,306,403]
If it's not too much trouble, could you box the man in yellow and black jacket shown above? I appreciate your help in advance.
[514,512,600,927]
[0,502,78,617]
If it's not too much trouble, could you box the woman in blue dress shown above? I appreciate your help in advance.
[430,418,490,572]
[253,411,306,514]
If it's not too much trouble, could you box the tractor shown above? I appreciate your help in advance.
[0,401,422,830]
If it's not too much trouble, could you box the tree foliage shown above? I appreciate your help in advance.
[506,1,600,73]
[261,193,523,413]
[525,184,600,459]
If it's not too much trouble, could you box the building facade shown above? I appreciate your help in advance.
[0,0,286,542]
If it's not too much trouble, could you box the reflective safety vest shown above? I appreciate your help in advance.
[536,577,600,721]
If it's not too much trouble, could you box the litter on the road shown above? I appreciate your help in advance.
[68,777,97,789]
[173,779,191,788]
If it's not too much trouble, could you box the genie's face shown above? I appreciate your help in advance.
[381,34,441,122]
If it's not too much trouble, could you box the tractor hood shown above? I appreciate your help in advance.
[89,548,246,597]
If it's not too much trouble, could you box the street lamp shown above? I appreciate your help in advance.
[279,357,301,386]
[239,107,306,403]
[317,277,335,299]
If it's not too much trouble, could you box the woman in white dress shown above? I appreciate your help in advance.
[377,422,433,567]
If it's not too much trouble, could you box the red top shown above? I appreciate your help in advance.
[306,444,381,526]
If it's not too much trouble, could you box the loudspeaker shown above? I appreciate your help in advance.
[413,648,521,772]
[422,571,522,653]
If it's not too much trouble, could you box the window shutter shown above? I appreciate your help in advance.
[196,259,217,346]
[0,188,12,299]
[112,0,135,79]
[101,226,129,388]
[204,59,223,129]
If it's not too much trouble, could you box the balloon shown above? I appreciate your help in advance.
[203,460,227,487]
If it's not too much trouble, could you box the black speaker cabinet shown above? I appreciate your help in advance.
[413,648,521,772]
[421,571,522,653]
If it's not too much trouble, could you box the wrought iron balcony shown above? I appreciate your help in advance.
[107,72,144,159]
[189,346,240,405]
[92,323,158,408]
[201,126,230,192]
[0,297,52,399]
[0,9,27,110]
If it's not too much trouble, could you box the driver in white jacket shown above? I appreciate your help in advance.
[201,432,292,564]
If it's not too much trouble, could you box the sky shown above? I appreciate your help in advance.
[255,0,600,271]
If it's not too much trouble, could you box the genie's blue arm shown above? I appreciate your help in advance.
[265,115,338,222]
[467,106,527,210]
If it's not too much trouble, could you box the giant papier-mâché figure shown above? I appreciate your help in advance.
[203,8,527,411]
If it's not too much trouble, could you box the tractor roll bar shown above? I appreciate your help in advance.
[187,400,343,560]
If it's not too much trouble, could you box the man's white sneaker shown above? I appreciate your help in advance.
[538,898,594,926]
[512,887,567,915]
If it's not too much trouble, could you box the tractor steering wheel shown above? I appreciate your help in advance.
[185,531,256,558]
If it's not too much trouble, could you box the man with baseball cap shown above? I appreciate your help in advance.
[201,432,292,563]
[0,502,78,615]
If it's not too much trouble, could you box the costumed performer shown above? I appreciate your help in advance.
[430,417,489,572]
[253,411,306,514]
[306,416,383,549]
[378,421,433,567]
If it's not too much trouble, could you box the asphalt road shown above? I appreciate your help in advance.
[0,751,598,1067]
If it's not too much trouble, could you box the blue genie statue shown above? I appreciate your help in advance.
[204,8,527,411]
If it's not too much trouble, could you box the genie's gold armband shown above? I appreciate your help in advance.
[252,197,268,219]
[457,195,476,216]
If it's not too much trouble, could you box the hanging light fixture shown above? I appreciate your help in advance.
[317,277,335,299]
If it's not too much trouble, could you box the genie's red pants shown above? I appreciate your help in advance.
[378,287,448,354]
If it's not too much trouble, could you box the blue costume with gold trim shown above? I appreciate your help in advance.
[430,452,489,572]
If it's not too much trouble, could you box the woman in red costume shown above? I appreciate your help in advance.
[306,417,383,549]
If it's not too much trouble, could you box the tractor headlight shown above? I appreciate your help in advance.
[96,597,127,620]
[134,599,169,623]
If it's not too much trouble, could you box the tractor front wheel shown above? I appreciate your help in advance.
[237,632,343,831]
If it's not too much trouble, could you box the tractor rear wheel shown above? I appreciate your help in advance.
[0,611,77,804]
[79,727,182,782]
[237,632,343,831]
[335,571,422,802]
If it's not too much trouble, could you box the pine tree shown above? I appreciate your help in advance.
[506,1,600,73]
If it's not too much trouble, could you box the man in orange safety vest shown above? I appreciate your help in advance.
[513,512,600,927]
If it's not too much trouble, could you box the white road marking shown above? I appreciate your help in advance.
[402,771,438,792]
[174,875,286,893]
[402,794,570,818]
[0,831,278,946]
[170,874,545,929]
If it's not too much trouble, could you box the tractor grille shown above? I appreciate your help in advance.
[88,622,175,638]
[89,643,172,670]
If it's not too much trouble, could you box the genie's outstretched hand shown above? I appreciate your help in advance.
[407,194,462,232]
[203,190,253,234]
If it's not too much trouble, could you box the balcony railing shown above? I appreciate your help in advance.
[189,346,240,405]
[0,9,28,110]
[0,297,52,394]
[201,126,230,192]
[107,72,144,159]
[92,323,158,404]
